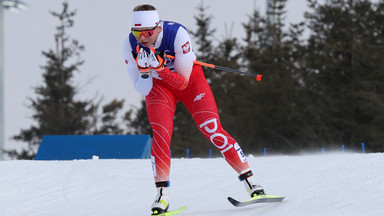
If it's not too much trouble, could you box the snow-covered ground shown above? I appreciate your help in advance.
[0,153,383,216]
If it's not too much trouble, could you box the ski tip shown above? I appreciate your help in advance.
[227,195,285,207]
[227,197,236,202]
[227,197,241,207]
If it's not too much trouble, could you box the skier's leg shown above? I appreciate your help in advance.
[179,65,265,197]
[146,82,176,202]
[180,65,249,173]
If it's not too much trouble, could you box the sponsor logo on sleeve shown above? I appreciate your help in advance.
[182,41,190,54]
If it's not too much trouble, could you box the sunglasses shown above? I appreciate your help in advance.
[131,22,160,38]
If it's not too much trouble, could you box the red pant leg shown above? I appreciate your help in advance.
[146,83,177,183]
[178,65,250,174]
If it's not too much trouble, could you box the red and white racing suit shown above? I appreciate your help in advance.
[123,21,250,184]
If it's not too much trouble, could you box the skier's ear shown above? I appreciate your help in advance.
[156,25,162,33]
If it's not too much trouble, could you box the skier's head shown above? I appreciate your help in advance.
[131,4,162,47]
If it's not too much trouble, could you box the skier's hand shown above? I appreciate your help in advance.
[149,47,166,71]
[134,47,151,79]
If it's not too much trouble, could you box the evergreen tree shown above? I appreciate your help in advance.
[93,99,125,135]
[240,0,313,153]
[124,100,151,135]
[304,0,384,151]
[7,2,128,159]
[8,2,96,159]
[190,0,216,64]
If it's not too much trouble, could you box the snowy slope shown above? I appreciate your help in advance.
[0,153,383,216]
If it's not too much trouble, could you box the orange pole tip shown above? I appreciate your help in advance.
[256,75,262,81]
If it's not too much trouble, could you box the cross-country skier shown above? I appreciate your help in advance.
[122,4,265,215]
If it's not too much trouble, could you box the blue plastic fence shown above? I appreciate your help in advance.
[35,135,151,160]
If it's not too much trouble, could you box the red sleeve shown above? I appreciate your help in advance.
[157,67,188,90]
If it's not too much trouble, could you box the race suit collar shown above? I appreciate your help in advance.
[154,21,163,49]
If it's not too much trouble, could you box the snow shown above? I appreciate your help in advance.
[1,153,383,216]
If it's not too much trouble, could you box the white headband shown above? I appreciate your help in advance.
[132,10,160,28]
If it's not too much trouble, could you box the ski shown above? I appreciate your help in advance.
[151,206,187,216]
[228,195,285,207]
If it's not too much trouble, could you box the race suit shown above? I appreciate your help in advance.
[122,21,250,184]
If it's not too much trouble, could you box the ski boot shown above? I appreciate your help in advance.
[239,170,265,197]
[151,182,170,215]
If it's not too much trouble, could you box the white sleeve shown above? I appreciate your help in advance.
[122,37,153,96]
[173,27,196,82]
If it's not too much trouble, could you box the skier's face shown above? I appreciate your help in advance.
[132,25,162,47]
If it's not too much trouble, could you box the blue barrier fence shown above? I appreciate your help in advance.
[35,135,152,160]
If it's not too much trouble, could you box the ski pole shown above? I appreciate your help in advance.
[166,54,262,81]
[149,46,262,81]
[197,61,263,81]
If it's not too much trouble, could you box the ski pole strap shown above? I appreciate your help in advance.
[238,171,253,181]
[155,181,170,187]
